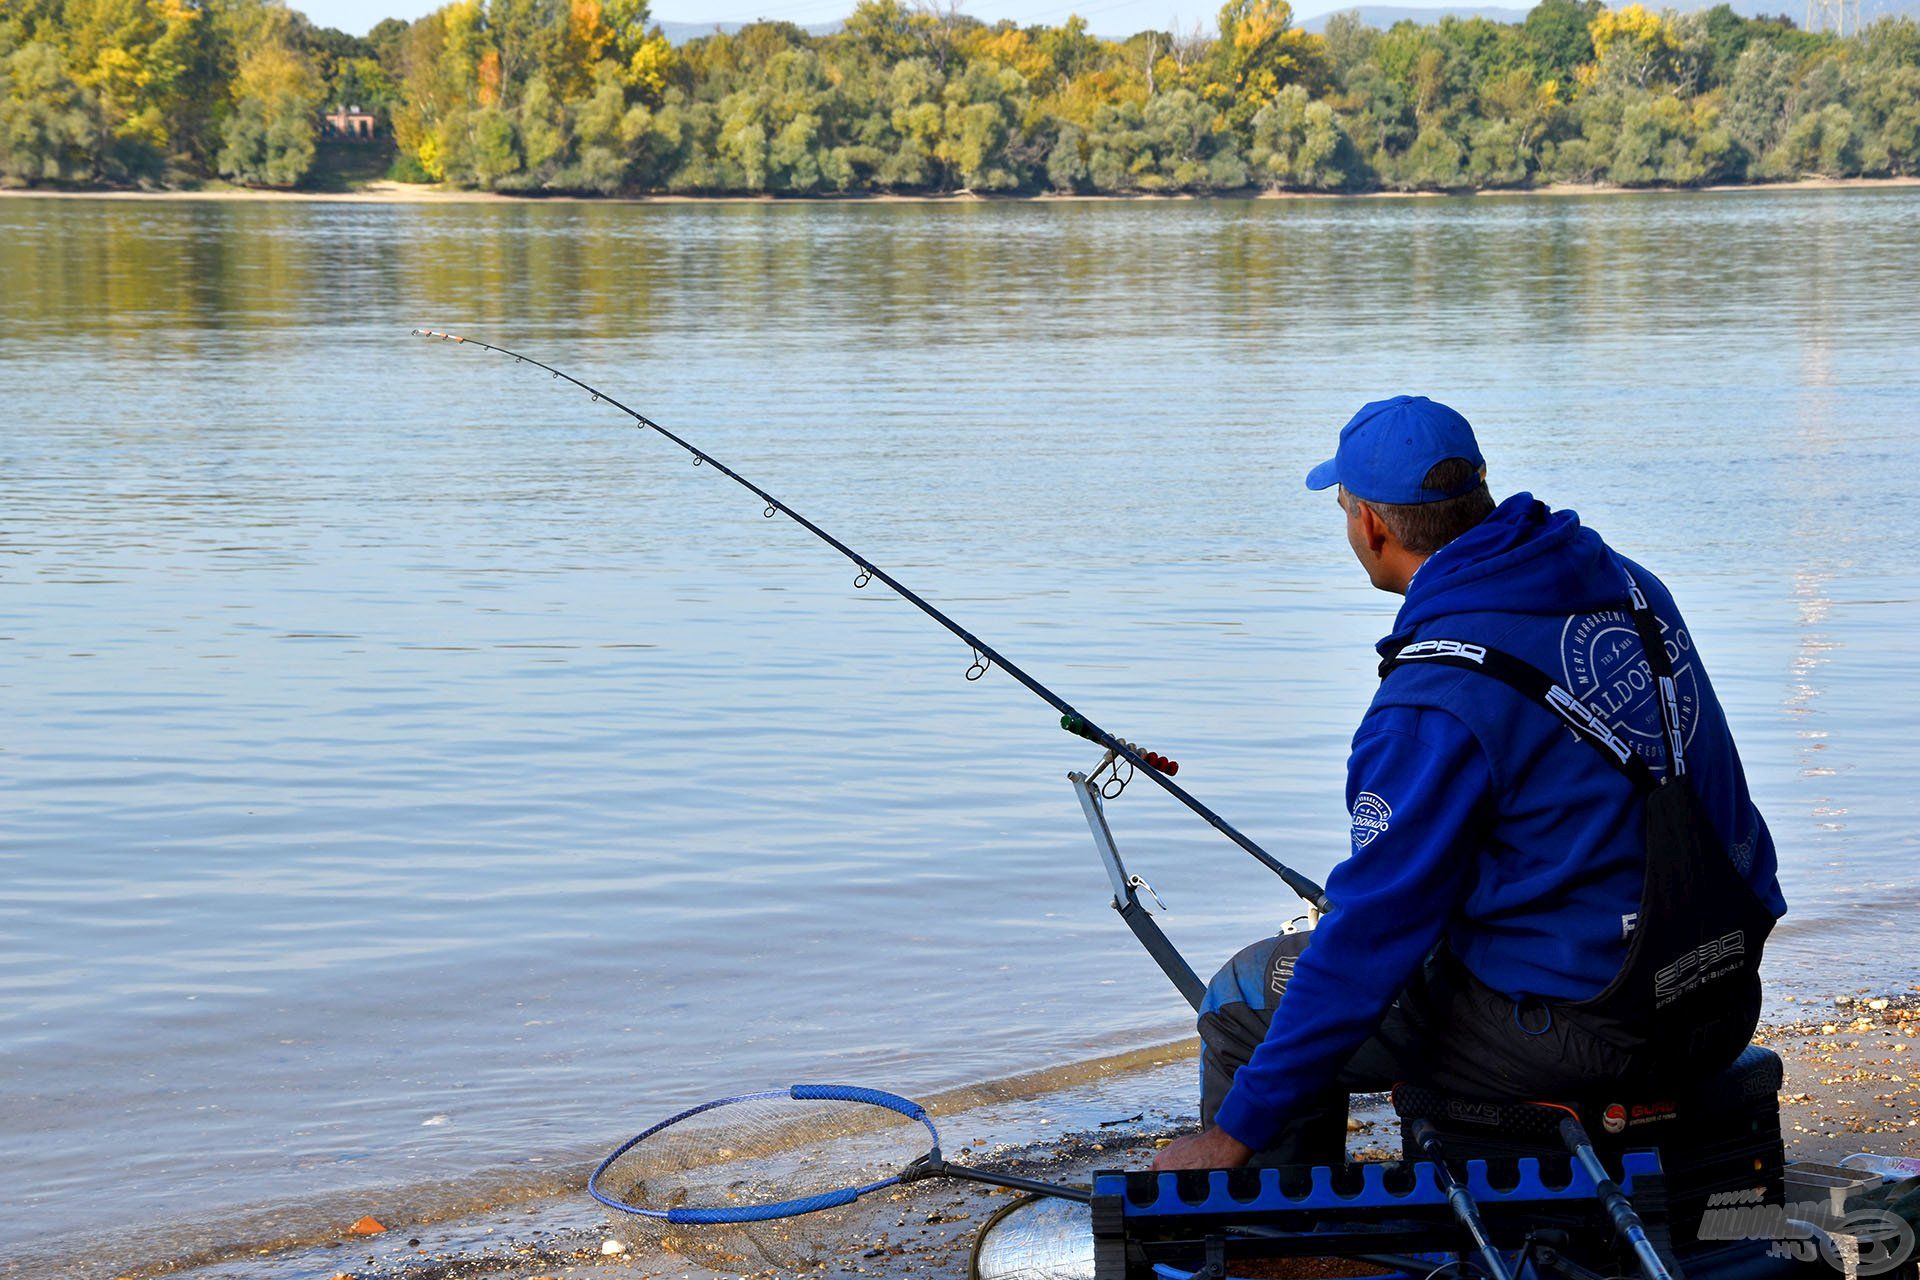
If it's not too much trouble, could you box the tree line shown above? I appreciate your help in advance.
[3,0,1917,193]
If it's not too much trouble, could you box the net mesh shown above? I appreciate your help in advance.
[597,1093,933,1271]
[971,1193,1096,1280]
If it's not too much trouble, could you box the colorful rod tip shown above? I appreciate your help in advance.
[1060,715,1179,774]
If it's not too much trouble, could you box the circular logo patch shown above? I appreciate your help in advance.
[1560,611,1699,767]
[1350,792,1392,849]
[1602,1103,1628,1135]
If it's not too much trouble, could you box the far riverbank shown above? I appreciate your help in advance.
[3,174,1918,207]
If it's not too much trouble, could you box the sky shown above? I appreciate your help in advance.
[303,0,1301,39]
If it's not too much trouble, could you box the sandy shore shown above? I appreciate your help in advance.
[93,990,1918,1280]
[2,176,1917,208]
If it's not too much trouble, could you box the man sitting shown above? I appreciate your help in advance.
[1155,396,1786,1171]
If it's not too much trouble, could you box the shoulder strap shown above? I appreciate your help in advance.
[1624,571,1687,779]
[1378,638,1660,793]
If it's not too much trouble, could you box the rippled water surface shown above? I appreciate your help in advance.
[3,190,1918,1273]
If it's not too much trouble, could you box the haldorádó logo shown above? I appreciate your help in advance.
[1561,610,1699,764]
[1351,792,1392,849]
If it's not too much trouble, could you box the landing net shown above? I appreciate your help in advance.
[971,1193,1097,1280]
[590,1084,939,1269]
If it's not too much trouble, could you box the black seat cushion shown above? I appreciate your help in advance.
[1392,1044,1783,1146]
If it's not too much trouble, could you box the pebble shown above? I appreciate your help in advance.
[347,1215,386,1236]
[1869,998,1891,1011]
[601,1238,627,1255]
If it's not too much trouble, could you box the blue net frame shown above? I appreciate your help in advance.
[588,1084,943,1225]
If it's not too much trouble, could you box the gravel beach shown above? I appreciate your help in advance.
[115,992,1920,1280]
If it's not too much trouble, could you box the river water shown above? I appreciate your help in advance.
[3,189,1917,1274]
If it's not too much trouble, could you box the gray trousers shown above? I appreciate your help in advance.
[1197,931,1640,1166]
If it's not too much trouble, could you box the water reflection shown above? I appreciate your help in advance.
[3,190,1918,1275]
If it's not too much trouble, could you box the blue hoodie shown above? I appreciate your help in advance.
[1211,493,1787,1151]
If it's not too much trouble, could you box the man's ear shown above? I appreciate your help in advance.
[1354,499,1393,557]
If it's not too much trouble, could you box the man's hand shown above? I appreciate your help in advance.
[1151,1125,1253,1171]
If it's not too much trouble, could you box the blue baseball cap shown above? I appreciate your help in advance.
[1305,396,1485,505]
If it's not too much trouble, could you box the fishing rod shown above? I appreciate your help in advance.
[1408,1119,1518,1280]
[1548,1110,1676,1280]
[411,329,1332,916]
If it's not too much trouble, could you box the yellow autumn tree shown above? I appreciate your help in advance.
[1209,0,1326,129]
[599,0,671,101]
[623,31,671,101]
[964,26,1054,87]
[61,0,202,163]
[555,0,611,97]
[1587,4,1680,89]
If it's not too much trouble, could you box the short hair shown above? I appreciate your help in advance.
[1345,458,1493,555]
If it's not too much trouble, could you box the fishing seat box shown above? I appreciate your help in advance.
[1391,1043,1787,1247]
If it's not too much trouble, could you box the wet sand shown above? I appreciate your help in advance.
[124,991,1920,1280]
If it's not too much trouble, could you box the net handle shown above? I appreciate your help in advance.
[588,1083,945,1222]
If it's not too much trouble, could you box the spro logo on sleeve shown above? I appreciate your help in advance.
[1350,792,1393,848]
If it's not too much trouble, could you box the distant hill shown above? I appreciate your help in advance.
[1301,5,1529,30]
[1299,0,1918,30]
[654,0,1915,44]
[657,19,842,44]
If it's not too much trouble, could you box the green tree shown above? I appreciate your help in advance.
[1397,121,1465,186]
[1769,101,1859,175]
[0,42,99,181]
[938,58,1027,190]
[1045,119,1085,190]
[1522,0,1600,81]
[1249,82,1363,187]
[1606,91,1733,184]
[515,70,568,180]
[1722,40,1797,172]
[216,38,322,186]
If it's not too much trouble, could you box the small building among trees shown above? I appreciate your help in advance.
[322,106,378,143]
